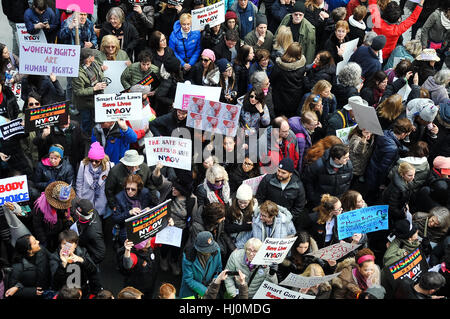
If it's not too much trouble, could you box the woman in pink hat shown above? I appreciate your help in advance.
[187,49,220,87]
[76,142,115,219]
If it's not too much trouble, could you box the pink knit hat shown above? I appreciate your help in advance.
[88,142,105,160]
[201,49,216,62]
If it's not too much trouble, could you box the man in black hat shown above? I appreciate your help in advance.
[256,157,306,230]
[349,34,386,80]
[243,14,274,52]
[72,198,106,265]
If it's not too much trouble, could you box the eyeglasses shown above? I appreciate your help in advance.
[246,248,258,255]
[28,102,40,107]
[332,207,343,213]
[126,187,137,192]
[105,45,115,49]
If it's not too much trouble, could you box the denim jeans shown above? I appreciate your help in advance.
[80,108,94,135]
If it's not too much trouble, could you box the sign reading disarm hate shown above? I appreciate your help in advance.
[24,101,69,132]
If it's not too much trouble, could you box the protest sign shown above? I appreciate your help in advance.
[94,92,143,122]
[0,175,29,205]
[350,100,384,136]
[186,97,241,136]
[251,237,297,266]
[0,119,25,140]
[253,281,315,300]
[336,124,357,144]
[173,82,221,110]
[125,200,171,245]
[102,61,128,94]
[145,137,192,170]
[335,38,359,75]
[397,83,412,102]
[191,0,225,31]
[242,174,266,195]
[337,205,389,240]
[386,248,428,284]
[56,0,94,14]
[24,101,69,132]
[19,43,80,77]
[16,23,47,44]
[306,242,361,261]
[280,272,341,289]
[167,0,184,5]
[155,226,183,247]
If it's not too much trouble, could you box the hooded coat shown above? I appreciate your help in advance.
[287,116,312,173]
[270,56,307,117]
[421,76,449,105]
[250,204,296,243]
[382,170,415,224]
[33,158,75,193]
[169,20,202,68]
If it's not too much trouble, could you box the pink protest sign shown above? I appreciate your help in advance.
[56,0,94,14]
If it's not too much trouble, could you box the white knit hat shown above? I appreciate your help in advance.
[236,184,253,201]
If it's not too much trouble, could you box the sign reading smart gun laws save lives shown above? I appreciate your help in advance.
[24,101,69,133]
[251,237,297,265]
[145,137,192,171]
[253,281,315,300]
[125,200,171,245]
[387,248,428,284]
[95,93,143,122]
[16,23,47,44]
[20,43,80,77]
[0,175,29,205]
[0,119,25,140]
[191,0,225,31]
[336,205,389,240]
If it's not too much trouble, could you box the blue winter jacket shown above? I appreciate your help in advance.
[24,7,59,42]
[179,247,222,298]
[348,45,382,80]
[230,1,258,39]
[325,0,350,11]
[169,20,202,67]
[59,17,98,48]
[91,123,138,164]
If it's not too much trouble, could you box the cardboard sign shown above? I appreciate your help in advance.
[56,0,94,14]
[280,272,342,289]
[306,242,361,261]
[186,97,241,137]
[24,101,69,132]
[173,82,221,111]
[19,43,80,77]
[125,200,171,245]
[350,100,384,136]
[94,92,143,122]
[102,61,128,94]
[191,0,226,31]
[145,137,192,171]
[242,174,266,195]
[386,248,428,283]
[253,281,315,300]
[251,237,297,266]
[337,205,389,240]
[0,119,25,140]
[0,175,29,205]
[16,23,47,44]
[336,124,357,144]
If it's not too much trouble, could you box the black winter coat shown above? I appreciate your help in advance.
[302,149,353,207]
[270,56,306,117]
[304,63,337,91]
[305,211,340,249]
[32,208,73,253]
[1,0,28,22]
[0,85,19,120]
[98,21,139,58]
[149,109,188,137]
[323,33,349,64]
[33,158,75,192]
[331,83,359,110]
[8,247,52,298]
[382,171,415,224]
[233,62,250,98]
[21,76,65,106]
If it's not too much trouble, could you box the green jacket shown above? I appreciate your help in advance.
[276,14,316,64]
[72,60,104,110]
[382,238,421,268]
[120,62,160,90]
[243,29,275,53]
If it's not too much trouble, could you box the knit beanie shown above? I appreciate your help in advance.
[216,58,232,73]
[255,14,268,26]
[236,184,253,201]
[406,98,438,123]
[201,49,216,62]
[292,1,306,13]
[365,285,386,299]
[225,10,238,21]
[278,157,295,173]
[370,35,387,51]
[88,142,105,160]
[393,219,417,240]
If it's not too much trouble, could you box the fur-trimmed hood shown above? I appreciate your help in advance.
[275,56,306,71]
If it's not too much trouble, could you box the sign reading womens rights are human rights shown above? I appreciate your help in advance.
[336,205,389,240]
[19,43,80,77]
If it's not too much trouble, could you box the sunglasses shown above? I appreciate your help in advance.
[215,179,224,184]
[201,58,210,62]
[28,102,41,107]
[126,187,137,192]
[90,159,101,164]
[249,94,256,99]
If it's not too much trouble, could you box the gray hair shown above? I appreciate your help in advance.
[430,206,450,230]
[404,39,422,57]
[244,238,262,251]
[337,62,362,87]
[205,163,228,184]
[363,31,378,46]
[106,7,125,23]
[250,71,269,91]
[434,69,450,86]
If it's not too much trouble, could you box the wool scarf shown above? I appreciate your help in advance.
[205,180,231,205]
[88,163,102,202]
[441,11,450,30]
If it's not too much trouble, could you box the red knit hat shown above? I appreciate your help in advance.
[225,10,237,21]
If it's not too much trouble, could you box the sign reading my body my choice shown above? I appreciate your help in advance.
[19,43,80,77]
[0,175,29,205]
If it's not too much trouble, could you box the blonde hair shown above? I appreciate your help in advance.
[49,144,64,158]
[179,13,192,24]
[244,237,263,251]
[205,164,228,184]
[302,94,323,116]
[405,40,422,58]
[82,154,111,171]
[273,25,293,52]
[100,35,120,56]
[312,80,333,96]
[301,263,325,277]
[315,194,340,224]
[398,162,415,176]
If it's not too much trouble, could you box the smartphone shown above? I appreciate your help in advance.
[226,271,239,276]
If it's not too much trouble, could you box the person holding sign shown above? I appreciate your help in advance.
[323,20,350,65]
[112,174,156,246]
[331,248,380,299]
[120,50,160,90]
[298,263,333,299]
[96,35,132,65]
[59,12,98,48]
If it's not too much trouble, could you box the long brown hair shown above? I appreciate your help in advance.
[314,194,340,224]
[377,94,403,121]
[304,135,343,164]
[281,42,303,63]
[227,198,255,224]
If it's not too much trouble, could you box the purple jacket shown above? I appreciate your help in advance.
[288,116,312,173]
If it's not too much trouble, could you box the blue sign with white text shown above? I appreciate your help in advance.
[337,205,389,240]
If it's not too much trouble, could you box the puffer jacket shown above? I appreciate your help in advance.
[251,204,297,242]
[287,116,312,173]
[33,158,75,192]
[382,169,415,224]
[169,20,202,68]
[270,56,307,117]
[224,248,277,298]
[302,149,353,207]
